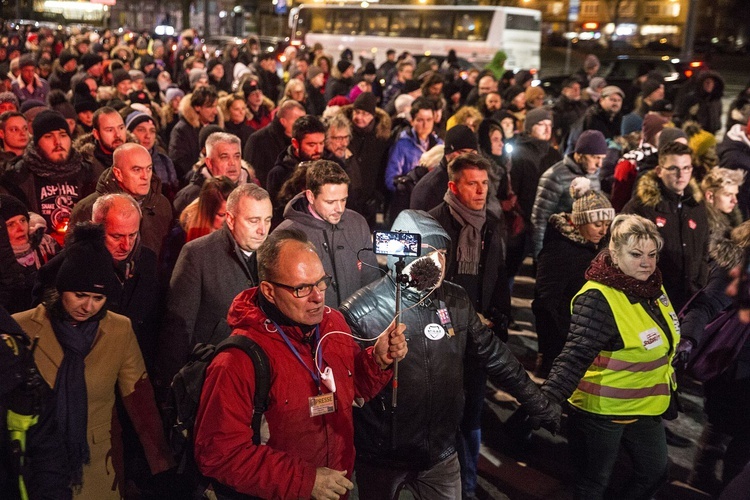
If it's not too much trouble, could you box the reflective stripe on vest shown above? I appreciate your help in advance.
[568,281,679,416]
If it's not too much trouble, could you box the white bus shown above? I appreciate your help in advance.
[288,4,541,71]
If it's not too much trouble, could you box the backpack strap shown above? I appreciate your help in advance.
[214,336,270,446]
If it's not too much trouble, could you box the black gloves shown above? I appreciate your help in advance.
[672,337,695,371]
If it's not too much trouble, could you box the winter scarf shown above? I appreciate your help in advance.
[24,144,84,179]
[585,249,663,300]
[443,189,485,275]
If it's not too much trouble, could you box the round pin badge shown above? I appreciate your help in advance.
[424,323,446,340]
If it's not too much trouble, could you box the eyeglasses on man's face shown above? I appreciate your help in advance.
[266,275,332,298]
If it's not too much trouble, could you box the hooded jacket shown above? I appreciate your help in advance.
[385,128,442,193]
[68,167,172,256]
[340,210,555,470]
[194,287,392,499]
[675,71,725,134]
[621,170,709,311]
[276,192,380,308]
[717,123,750,217]
[582,101,622,140]
[531,154,601,258]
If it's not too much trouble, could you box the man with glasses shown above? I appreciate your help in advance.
[622,141,708,310]
[583,85,624,141]
[193,228,407,499]
[276,160,380,308]
[156,183,273,394]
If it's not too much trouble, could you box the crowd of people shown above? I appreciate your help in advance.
[0,22,749,500]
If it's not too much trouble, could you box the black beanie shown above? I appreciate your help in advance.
[58,50,77,68]
[0,194,29,222]
[336,60,353,74]
[73,82,99,114]
[641,78,662,99]
[504,85,525,103]
[403,79,421,94]
[32,110,69,146]
[353,92,377,115]
[56,223,120,299]
[444,125,478,154]
[80,53,103,71]
[112,69,131,87]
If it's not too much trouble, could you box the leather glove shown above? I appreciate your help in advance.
[526,397,562,435]
[672,337,695,370]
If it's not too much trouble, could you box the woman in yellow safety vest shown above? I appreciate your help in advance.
[541,214,680,500]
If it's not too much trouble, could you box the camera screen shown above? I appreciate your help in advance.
[373,231,421,257]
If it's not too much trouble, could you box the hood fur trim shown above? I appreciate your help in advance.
[178,92,225,128]
[634,169,703,208]
[339,104,392,141]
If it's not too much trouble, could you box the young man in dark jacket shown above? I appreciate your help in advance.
[621,141,709,311]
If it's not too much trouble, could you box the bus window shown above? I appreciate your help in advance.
[334,11,361,35]
[307,8,331,34]
[421,12,453,39]
[454,11,491,41]
[390,11,421,38]
[505,13,540,31]
[362,10,389,36]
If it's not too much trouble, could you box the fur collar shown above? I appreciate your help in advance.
[339,104,392,141]
[178,92,225,129]
[548,213,593,247]
[706,206,745,270]
[634,169,703,208]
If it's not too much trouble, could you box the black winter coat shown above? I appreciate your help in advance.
[341,278,551,470]
[430,202,511,331]
[621,171,709,312]
[410,160,448,212]
[510,134,562,227]
[582,102,622,140]
[243,118,290,188]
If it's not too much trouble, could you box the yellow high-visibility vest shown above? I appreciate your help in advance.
[568,281,679,416]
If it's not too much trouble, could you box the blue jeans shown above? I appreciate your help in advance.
[567,410,668,500]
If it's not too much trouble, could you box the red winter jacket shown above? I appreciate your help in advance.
[194,287,392,499]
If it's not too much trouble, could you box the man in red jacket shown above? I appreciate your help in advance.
[194,228,407,499]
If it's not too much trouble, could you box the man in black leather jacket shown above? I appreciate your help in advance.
[340,210,560,499]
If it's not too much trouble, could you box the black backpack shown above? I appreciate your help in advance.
[166,335,270,497]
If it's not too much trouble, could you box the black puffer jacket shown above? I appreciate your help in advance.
[340,210,553,470]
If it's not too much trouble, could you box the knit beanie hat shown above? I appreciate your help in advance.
[32,110,69,146]
[336,60,353,74]
[307,65,324,80]
[641,78,663,99]
[588,77,607,91]
[524,107,552,134]
[72,82,99,114]
[112,69,131,87]
[80,53,103,71]
[444,125,478,154]
[404,79,421,94]
[0,92,19,110]
[353,92,377,116]
[363,61,377,75]
[125,111,155,132]
[575,130,608,155]
[327,95,350,107]
[58,50,77,68]
[650,99,673,113]
[206,58,222,74]
[689,129,717,157]
[570,177,614,226]
[165,87,185,103]
[0,194,29,222]
[504,85,524,103]
[128,70,145,82]
[658,127,688,148]
[139,55,155,69]
[189,68,208,88]
[642,113,668,146]
[56,223,120,299]
[128,90,151,105]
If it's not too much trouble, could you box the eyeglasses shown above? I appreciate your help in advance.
[266,275,332,298]
[663,165,693,176]
[329,135,350,142]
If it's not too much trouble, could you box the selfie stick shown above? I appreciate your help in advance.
[392,257,406,408]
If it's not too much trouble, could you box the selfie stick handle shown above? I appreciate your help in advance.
[392,258,405,409]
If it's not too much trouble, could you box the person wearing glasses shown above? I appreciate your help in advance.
[193,228,407,499]
[622,141,709,312]
[155,183,273,397]
[276,160,380,308]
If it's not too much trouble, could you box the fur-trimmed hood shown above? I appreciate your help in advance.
[72,131,138,162]
[633,169,703,208]
[706,205,744,270]
[338,104,392,141]
[178,92,225,129]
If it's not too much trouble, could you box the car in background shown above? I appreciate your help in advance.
[201,35,286,59]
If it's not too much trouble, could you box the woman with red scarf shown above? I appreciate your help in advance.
[541,214,680,500]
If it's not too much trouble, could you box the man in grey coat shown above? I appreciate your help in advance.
[275,160,380,308]
[155,183,273,393]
